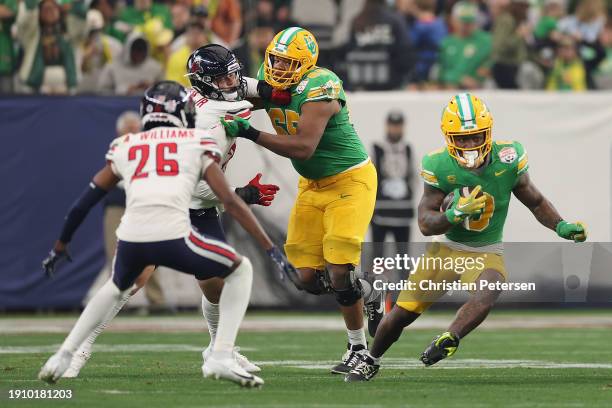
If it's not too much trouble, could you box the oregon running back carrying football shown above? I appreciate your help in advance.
[345,93,587,382]
[222,27,385,374]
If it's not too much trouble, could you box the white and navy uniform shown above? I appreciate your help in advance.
[105,127,238,290]
[188,90,253,240]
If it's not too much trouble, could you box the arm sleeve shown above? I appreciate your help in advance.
[420,154,440,187]
[515,141,529,177]
[105,138,121,176]
[299,70,345,109]
[199,134,223,175]
[59,182,108,243]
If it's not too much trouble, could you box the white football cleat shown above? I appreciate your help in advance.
[233,347,261,373]
[203,346,261,373]
[38,349,73,384]
[62,346,92,378]
[202,354,264,388]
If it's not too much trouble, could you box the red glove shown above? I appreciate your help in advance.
[235,173,280,206]
[270,88,291,105]
[249,173,279,206]
[257,80,291,106]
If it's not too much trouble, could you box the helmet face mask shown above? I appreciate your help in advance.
[441,93,493,168]
[140,81,195,130]
[186,44,247,101]
[264,27,318,89]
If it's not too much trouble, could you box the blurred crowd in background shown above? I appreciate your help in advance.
[0,0,611,95]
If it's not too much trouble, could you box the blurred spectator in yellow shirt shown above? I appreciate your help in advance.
[546,35,587,90]
[166,20,208,87]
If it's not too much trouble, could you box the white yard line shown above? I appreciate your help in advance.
[0,344,255,354]
[255,358,612,370]
[1,343,611,371]
[2,315,612,333]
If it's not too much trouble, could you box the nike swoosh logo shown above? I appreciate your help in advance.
[376,300,385,314]
[495,170,506,176]
[340,194,352,199]
[231,369,254,380]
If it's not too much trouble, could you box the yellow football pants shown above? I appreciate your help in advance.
[284,161,377,269]
[396,242,507,314]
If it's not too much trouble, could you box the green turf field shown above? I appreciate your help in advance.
[2,314,612,407]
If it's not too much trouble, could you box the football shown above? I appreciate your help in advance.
[440,186,483,212]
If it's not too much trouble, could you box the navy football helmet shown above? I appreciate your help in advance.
[186,44,246,101]
[140,81,195,130]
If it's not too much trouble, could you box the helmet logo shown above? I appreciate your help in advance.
[304,35,317,55]
[190,58,201,74]
[461,119,476,130]
[275,42,288,53]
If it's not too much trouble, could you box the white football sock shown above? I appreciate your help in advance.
[202,294,220,347]
[76,288,131,355]
[347,328,367,348]
[60,279,130,353]
[212,257,253,358]
[366,351,381,364]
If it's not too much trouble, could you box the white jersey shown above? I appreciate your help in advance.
[106,127,221,242]
[189,89,253,210]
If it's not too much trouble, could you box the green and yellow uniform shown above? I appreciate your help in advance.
[397,141,529,313]
[258,65,377,268]
[422,140,528,245]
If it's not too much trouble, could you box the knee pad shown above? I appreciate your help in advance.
[330,268,363,306]
[302,270,332,295]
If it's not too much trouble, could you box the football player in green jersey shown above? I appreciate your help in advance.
[222,27,385,374]
[345,93,587,382]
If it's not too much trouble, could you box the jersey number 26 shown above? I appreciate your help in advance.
[129,143,179,181]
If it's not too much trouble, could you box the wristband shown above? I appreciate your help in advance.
[59,182,108,243]
[242,125,261,142]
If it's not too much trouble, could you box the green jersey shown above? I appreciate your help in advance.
[258,66,368,180]
[420,141,528,245]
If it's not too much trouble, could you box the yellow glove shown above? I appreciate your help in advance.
[445,185,487,225]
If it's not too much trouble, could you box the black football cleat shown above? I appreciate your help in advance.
[331,343,366,374]
[344,353,380,382]
[420,331,460,366]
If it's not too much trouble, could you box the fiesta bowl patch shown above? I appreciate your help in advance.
[499,147,517,163]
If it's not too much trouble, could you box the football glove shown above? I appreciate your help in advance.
[267,246,302,290]
[257,80,291,105]
[235,173,280,206]
[42,245,72,278]
[221,116,260,142]
[556,221,587,242]
[444,185,487,225]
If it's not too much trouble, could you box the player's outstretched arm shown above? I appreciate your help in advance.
[222,100,339,160]
[418,184,455,236]
[203,162,274,250]
[43,165,120,276]
[512,172,587,242]
[203,161,302,286]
